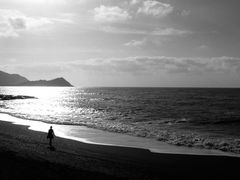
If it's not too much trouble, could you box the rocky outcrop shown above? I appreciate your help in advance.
[0,94,36,100]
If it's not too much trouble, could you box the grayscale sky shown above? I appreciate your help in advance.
[1,0,240,87]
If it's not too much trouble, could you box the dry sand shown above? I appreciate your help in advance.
[0,120,240,180]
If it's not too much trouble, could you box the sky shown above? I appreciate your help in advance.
[0,0,240,87]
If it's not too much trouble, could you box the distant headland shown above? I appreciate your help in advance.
[0,70,73,87]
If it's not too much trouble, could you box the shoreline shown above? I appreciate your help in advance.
[0,112,239,157]
[0,115,240,179]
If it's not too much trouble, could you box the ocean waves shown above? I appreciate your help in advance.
[1,87,240,154]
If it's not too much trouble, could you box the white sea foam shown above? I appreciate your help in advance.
[0,113,238,157]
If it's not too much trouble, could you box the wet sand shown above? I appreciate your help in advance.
[0,120,240,180]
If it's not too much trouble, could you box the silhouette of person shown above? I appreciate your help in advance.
[47,126,55,147]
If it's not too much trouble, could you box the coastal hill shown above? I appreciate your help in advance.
[18,77,73,87]
[0,70,29,86]
[0,70,73,87]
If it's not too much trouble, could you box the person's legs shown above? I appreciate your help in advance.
[49,138,52,147]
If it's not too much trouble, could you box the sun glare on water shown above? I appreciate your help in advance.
[0,87,72,121]
[1,86,68,99]
[19,87,67,99]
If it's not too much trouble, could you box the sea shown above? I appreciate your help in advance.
[0,87,240,154]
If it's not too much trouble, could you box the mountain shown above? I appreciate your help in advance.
[19,77,73,87]
[0,70,73,87]
[0,71,29,86]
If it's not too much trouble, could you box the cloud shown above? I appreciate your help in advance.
[71,56,240,74]
[100,26,146,35]
[124,39,146,47]
[181,10,191,16]
[101,26,192,37]
[198,45,209,50]
[130,0,141,5]
[0,9,24,37]
[3,56,240,76]
[152,28,192,36]
[0,9,73,38]
[137,0,173,17]
[1,0,67,5]
[8,17,26,29]
[93,5,132,23]
[0,23,18,37]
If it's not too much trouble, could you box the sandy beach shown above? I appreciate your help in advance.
[0,119,240,180]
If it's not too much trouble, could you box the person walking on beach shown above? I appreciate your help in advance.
[47,126,55,147]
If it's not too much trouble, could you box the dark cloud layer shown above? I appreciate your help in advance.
[9,17,26,29]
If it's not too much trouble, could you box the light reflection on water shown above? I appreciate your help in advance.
[0,87,74,122]
[0,87,111,127]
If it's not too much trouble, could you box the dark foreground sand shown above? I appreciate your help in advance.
[0,121,240,180]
